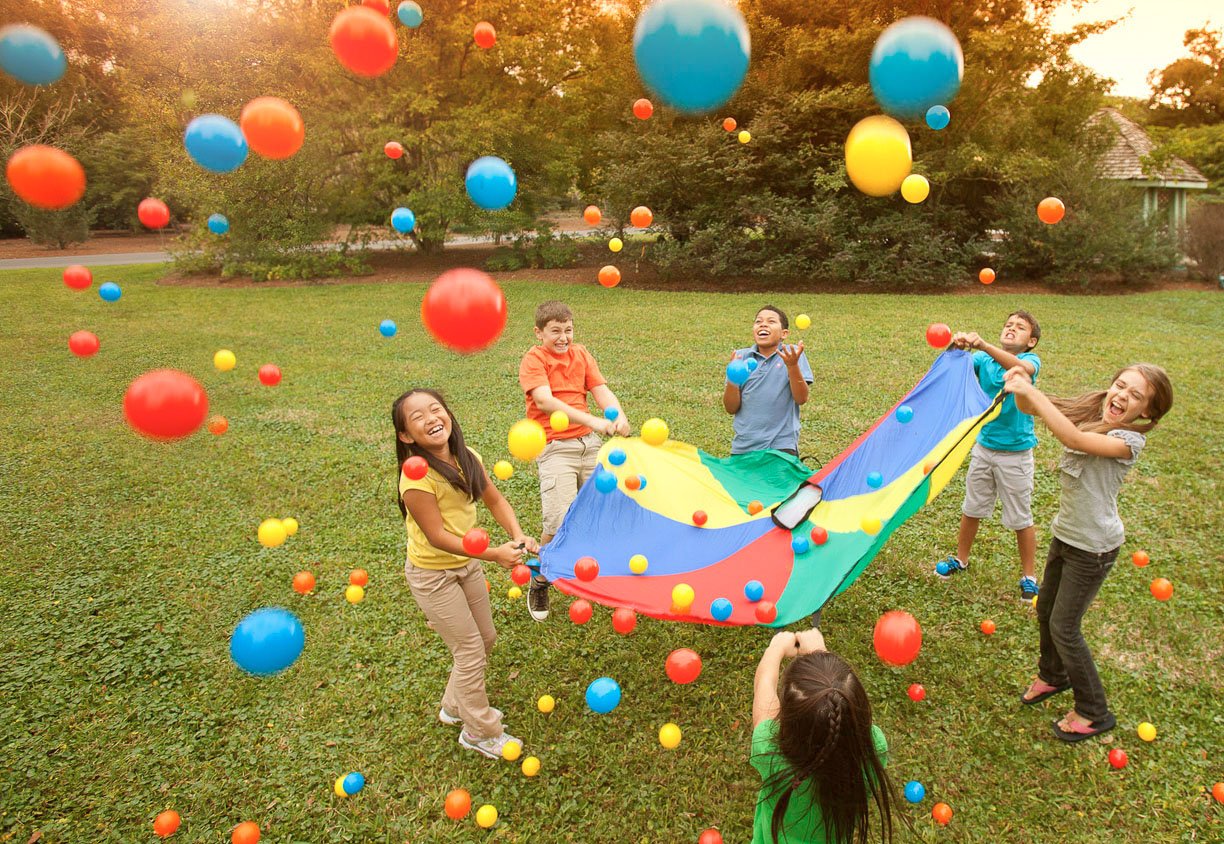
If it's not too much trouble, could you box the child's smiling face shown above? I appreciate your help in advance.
[535,318,574,354]
[753,309,787,350]
[398,392,452,450]
[1102,369,1151,425]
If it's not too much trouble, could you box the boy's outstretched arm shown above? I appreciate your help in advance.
[753,632,799,727]
[590,384,630,436]
[1003,368,1131,458]
[529,384,615,435]
[780,342,810,405]
[970,335,1036,376]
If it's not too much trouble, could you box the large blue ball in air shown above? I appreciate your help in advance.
[465,156,517,210]
[585,676,622,714]
[727,359,751,386]
[229,607,305,676]
[869,16,963,121]
[184,114,248,174]
[207,213,230,235]
[391,206,415,233]
[0,25,66,86]
[632,0,750,115]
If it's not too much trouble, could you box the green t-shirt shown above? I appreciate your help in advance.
[750,719,888,844]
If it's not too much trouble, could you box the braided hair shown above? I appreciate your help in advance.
[764,652,896,844]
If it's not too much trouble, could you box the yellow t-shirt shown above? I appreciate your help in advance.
[398,448,482,570]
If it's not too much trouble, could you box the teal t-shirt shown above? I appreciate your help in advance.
[974,350,1041,452]
[750,719,888,844]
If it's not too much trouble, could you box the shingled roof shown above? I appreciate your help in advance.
[1093,108,1208,186]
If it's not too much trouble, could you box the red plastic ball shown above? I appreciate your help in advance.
[926,323,952,349]
[510,564,531,586]
[810,525,828,545]
[362,0,391,13]
[444,788,471,820]
[692,510,708,526]
[153,810,181,838]
[292,571,316,594]
[1037,196,1065,225]
[231,821,260,844]
[979,267,996,285]
[6,145,86,210]
[68,330,99,357]
[330,6,398,76]
[698,830,723,844]
[665,647,703,684]
[873,610,922,666]
[583,205,601,225]
[421,268,508,353]
[598,265,621,288]
[402,455,428,480]
[1108,748,1128,769]
[633,98,653,119]
[473,21,496,49]
[980,619,996,635]
[462,528,490,556]
[574,556,599,582]
[932,802,952,825]
[1150,577,1173,602]
[207,415,228,435]
[384,141,404,159]
[257,364,281,386]
[722,117,737,132]
[138,197,171,229]
[123,369,209,440]
[1131,550,1149,567]
[63,264,92,290]
[240,96,305,160]
[349,568,369,587]
[1212,782,1224,804]
[630,206,653,228]
[612,606,637,634]
[747,500,763,515]
[754,601,777,624]
[907,683,926,701]
[568,598,593,625]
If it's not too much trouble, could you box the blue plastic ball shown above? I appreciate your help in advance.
[594,467,618,493]
[465,156,517,210]
[791,536,810,554]
[727,359,751,386]
[0,24,66,86]
[183,114,248,174]
[608,448,627,466]
[390,206,415,233]
[585,676,622,714]
[866,472,884,489]
[98,282,121,302]
[925,105,950,131]
[397,1,423,28]
[604,406,620,421]
[229,607,305,676]
[636,474,647,490]
[710,597,733,622]
[207,213,229,235]
[869,16,964,120]
[936,561,951,577]
[744,579,764,602]
[342,772,365,795]
[633,0,750,115]
[745,358,759,372]
[379,319,397,337]
[895,405,914,424]
[904,780,925,803]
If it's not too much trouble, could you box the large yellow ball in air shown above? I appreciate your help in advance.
[508,419,547,461]
[795,314,811,330]
[845,115,912,197]
[608,237,623,253]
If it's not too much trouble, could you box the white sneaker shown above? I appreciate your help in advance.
[438,706,502,726]
[458,730,522,760]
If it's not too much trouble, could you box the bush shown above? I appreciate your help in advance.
[482,226,579,272]
[11,201,94,249]
[1185,202,1224,282]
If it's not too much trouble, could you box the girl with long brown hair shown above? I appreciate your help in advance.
[1006,364,1173,741]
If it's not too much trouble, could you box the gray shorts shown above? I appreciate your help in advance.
[961,442,1035,530]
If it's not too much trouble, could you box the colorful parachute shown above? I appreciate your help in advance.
[538,349,1001,626]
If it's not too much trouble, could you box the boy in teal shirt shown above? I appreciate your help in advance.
[934,310,1043,601]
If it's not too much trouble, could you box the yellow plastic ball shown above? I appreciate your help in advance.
[672,583,695,608]
[508,419,547,462]
[860,517,882,536]
[659,723,682,749]
[537,694,555,713]
[493,460,514,480]
[901,174,931,204]
[521,756,541,777]
[507,586,522,600]
[214,349,236,372]
[501,740,522,762]
[345,584,365,604]
[844,115,912,197]
[257,518,287,548]
[641,418,669,446]
[550,410,570,433]
[738,130,751,144]
[608,237,623,253]
[795,314,811,330]
[281,517,299,537]
[1137,722,1157,742]
[629,554,648,574]
[475,804,498,829]
[333,776,347,797]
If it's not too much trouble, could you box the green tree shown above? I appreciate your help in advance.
[1148,26,1224,127]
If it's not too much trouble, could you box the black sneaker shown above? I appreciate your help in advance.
[528,575,550,622]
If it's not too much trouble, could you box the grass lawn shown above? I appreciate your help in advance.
[1,265,1221,843]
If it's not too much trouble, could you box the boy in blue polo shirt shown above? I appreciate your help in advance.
[723,305,813,455]
[934,310,1043,602]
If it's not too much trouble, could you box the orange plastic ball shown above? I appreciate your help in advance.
[583,205,601,225]
[153,810,181,837]
[207,415,228,435]
[363,0,391,12]
[932,802,952,825]
[722,117,737,132]
[1212,782,1224,804]
[6,145,86,210]
[350,569,369,587]
[1150,577,1173,602]
[473,21,496,49]
[630,206,653,228]
[240,97,305,160]
[632,98,653,120]
[329,6,398,76]
[231,821,260,844]
[292,571,316,594]
[1037,196,1065,224]
[980,619,996,635]
[978,267,996,284]
[624,475,641,491]
[747,500,763,515]
[598,265,621,288]
[444,788,471,820]
[1131,550,1149,567]
[384,141,404,159]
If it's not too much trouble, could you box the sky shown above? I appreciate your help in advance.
[1051,0,1219,99]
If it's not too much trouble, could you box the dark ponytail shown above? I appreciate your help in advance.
[391,388,487,518]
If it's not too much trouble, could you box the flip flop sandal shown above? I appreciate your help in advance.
[1051,712,1117,742]
[1020,680,1070,705]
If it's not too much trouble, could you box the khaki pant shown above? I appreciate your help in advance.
[538,431,602,536]
[404,559,502,739]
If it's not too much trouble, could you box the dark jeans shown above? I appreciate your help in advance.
[1036,537,1118,721]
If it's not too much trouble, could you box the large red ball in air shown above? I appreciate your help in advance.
[873,610,922,666]
[421,268,508,353]
[123,369,209,440]
[330,5,398,77]
[138,198,171,229]
[925,322,951,349]
[6,145,86,210]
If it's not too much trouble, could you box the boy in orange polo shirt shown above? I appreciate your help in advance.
[519,300,630,620]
